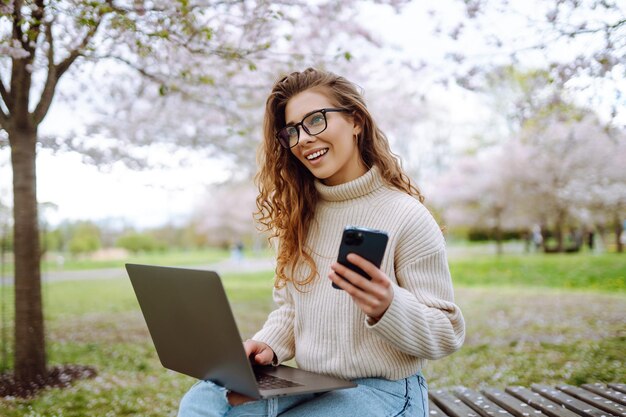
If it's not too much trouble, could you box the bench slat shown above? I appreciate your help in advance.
[506,386,581,417]
[532,384,616,417]
[431,388,481,417]
[483,387,547,417]
[431,399,449,417]
[582,384,626,407]
[608,385,626,396]
[557,385,626,416]
[454,387,515,417]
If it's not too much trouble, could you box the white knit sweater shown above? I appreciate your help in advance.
[253,166,465,380]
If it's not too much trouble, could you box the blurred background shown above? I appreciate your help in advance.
[0,1,624,415]
[1,0,624,252]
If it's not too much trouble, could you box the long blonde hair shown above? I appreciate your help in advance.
[255,68,423,289]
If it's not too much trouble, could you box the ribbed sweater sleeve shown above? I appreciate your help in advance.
[366,249,465,359]
[252,285,296,363]
[365,205,465,359]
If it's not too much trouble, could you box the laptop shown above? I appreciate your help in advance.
[125,263,356,399]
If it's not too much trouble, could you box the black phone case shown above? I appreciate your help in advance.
[333,226,389,289]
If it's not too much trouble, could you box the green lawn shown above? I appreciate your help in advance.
[0,248,233,275]
[450,252,625,292]
[0,252,624,416]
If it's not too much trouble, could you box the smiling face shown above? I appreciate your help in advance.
[284,88,366,186]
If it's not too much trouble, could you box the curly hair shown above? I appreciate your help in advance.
[255,68,423,289]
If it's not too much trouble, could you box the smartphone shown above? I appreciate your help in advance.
[333,226,389,289]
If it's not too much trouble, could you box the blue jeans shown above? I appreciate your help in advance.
[177,373,428,417]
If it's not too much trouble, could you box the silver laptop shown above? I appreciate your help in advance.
[125,263,356,399]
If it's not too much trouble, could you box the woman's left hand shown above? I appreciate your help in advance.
[329,253,394,322]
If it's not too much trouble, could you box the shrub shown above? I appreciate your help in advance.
[116,233,166,254]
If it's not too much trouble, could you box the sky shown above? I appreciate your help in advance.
[1,0,623,229]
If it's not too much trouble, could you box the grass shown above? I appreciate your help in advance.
[449,253,626,292]
[0,248,236,275]
[427,286,625,388]
[0,252,624,416]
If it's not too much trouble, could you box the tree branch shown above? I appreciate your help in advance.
[33,13,103,124]
[102,55,165,84]
[12,0,26,50]
[28,0,46,55]
[55,20,101,79]
[0,79,11,114]
[557,18,626,38]
[0,106,8,126]
[13,0,46,55]
[33,23,57,125]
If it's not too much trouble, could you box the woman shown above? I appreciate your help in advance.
[178,68,465,417]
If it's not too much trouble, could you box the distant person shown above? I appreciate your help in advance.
[56,254,65,269]
[231,240,244,262]
[531,224,543,252]
[178,68,465,417]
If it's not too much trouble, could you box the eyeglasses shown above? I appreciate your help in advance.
[276,108,349,149]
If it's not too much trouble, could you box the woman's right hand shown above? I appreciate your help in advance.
[244,339,276,365]
[227,340,276,406]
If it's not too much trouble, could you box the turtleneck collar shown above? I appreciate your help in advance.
[314,166,385,202]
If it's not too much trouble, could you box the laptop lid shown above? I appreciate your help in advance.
[125,263,356,399]
[126,264,260,397]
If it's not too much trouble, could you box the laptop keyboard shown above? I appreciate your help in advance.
[255,373,303,390]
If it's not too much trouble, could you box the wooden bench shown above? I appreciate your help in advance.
[429,383,626,417]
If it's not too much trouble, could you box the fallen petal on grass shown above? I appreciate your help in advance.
[0,365,98,398]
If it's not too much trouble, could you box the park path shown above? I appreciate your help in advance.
[0,241,530,285]
[0,257,277,285]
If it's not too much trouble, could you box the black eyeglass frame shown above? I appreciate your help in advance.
[276,107,350,149]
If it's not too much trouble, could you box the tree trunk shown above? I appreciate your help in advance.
[493,208,503,256]
[10,126,46,383]
[615,213,624,254]
[1,217,8,371]
[554,211,565,253]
